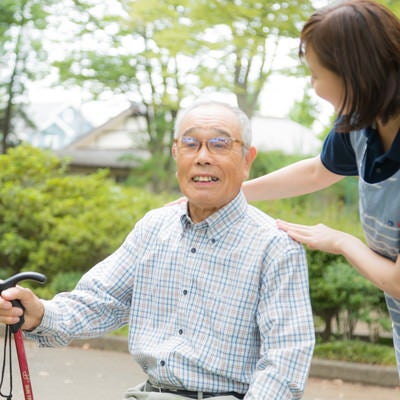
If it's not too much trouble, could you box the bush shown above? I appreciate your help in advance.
[314,340,396,366]
[50,271,82,293]
[0,145,170,297]
[309,260,386,340]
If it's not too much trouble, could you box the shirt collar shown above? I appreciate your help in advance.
[180,191,247,238]
[389,129,400,162]
[364,126,400,162]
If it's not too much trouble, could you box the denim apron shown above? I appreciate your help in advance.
[350,130,400,377]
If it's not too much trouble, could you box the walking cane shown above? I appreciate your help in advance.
[0,272,46,400]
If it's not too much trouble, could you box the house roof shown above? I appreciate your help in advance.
[65,102,146,150]
[54,148,149,169]
[17,103,94,150]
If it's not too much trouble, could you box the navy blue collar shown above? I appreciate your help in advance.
[364,126,400,162]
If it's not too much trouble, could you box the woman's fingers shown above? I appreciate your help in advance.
[276,220,343,253]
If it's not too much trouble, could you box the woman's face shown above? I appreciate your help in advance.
[305,45,346,113]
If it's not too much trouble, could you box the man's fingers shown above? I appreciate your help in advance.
[0,287,27,313]
[0,294,24,326]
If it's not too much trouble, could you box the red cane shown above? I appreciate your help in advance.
[0,272,46,400]
[13,330,33,400]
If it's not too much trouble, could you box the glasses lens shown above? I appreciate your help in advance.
[208,137,231,153]
[180,137,199,151]
[178,136,235,153]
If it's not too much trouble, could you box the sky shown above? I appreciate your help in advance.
[28,70,333,138]
[28,28,334,135]
[24,0,337,137]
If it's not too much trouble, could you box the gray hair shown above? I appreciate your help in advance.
[173,100,252,151]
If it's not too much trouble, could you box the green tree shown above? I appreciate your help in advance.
[0,0,102,153]
[55,0,200,192]
[0,0,59,153]
[190,0,314,117]
[53,0,315,191]
[308,254,385,341]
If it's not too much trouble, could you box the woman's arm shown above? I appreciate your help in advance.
[277,220,400,299]
[242,156,344,202]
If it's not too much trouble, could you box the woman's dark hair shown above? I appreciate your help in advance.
[299,0,400,132]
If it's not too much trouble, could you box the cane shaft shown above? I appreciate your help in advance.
[13,330,34,400]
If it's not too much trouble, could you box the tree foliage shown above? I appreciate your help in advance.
[53,0,314,191]
[55,0,200,192]
[0,0,104,153]
[288,85,321,129]
[0,0,58,153]
[189,0,314,117]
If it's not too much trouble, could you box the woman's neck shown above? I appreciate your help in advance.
[376,114,400,151]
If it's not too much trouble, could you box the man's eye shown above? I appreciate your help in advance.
[210,138,229,149]
[182,138,198,148]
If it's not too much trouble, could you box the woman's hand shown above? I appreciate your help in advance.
[276,220,348,255]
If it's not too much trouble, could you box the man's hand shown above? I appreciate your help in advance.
[0,286,44,331]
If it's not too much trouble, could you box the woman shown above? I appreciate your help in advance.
[243,0,400,376]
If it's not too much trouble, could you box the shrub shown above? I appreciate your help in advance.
[0,145,169,297]
[314,340,396,365]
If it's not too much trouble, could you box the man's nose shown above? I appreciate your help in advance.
[195,141,213,162]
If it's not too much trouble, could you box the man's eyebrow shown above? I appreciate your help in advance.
[181,127,232,137]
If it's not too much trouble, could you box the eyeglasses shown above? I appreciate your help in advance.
[174,136,245,154]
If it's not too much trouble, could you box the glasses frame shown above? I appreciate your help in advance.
[174,136,246,155]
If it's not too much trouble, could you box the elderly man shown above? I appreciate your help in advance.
[0,100,315,399]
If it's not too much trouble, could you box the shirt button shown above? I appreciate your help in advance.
[211,238,216,244]
[190,248,196,253]
[178,329,183,335]
[160,360,165,366]
[183,289,188,295]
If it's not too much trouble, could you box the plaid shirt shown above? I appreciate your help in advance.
[28,192,315,399]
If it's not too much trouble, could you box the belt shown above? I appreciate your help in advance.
[144,381,245,399]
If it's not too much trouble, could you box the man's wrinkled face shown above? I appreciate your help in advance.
[172,104,256,223]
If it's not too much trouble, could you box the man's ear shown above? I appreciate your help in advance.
[243,146,257,180]
[172,143,177,159]
[246,146,257,166]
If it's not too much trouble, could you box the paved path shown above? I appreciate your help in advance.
[5,341,400,399]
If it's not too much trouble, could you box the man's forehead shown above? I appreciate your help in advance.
[181,127,231,137]
[179,105,239,135]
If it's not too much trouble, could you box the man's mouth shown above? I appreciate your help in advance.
[192,176,219,182]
